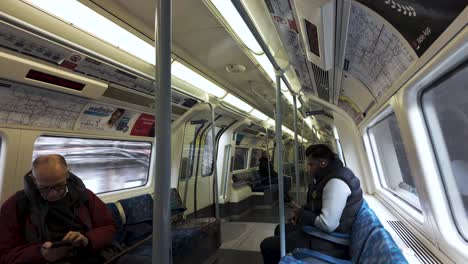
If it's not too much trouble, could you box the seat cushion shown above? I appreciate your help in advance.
[359,228,408,264]
[351,204,383,262]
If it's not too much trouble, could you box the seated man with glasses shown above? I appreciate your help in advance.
[0,154,151,264]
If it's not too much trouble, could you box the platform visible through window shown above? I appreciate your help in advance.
[179,121,204,180]
[233,147,248,171]
[422,61,468,239]
[368,113,422,211]
[33,136,151,194]
[201,126,222,176]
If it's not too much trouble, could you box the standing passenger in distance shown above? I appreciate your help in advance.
[0,154,151,264]
[258,151,293,202]
[260,144,363,263]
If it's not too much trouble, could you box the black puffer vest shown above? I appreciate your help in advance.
[307,159,363,233]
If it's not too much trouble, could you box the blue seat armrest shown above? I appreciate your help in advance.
[302,225,350,246]
[292,248,352,264]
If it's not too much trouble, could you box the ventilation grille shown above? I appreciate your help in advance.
[242,128,259,136]
[387,221,443,264]
[249,123,266,134]
[103,86,154,108]
[172,104,188,116]
[310,63,329,101]
[172,90,198,108]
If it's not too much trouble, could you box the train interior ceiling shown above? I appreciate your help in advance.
[0,0,467,263]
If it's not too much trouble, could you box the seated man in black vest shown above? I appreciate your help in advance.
[260,144,363,264]
[0,154,151,264]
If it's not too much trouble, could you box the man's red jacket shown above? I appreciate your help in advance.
[0,188,116,264]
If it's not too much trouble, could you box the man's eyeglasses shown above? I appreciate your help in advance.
[38,183,68,196]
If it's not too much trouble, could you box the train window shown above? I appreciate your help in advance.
[33,136,151,194]
[422,62,468,239]
[201,126,223,176]
[179,122,204,180]
[233,147,248,171]
[368,113,422,211]
[249,149,262,168]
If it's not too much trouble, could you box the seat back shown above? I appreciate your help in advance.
[351,202,383,262]
[170,188,187,222]
[359,228,408,264]
[119,194,154,245]
[105,202,125,243]
[119,194,154,224]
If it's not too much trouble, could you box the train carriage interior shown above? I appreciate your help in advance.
[0,0,467,263]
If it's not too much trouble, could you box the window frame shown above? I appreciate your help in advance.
[232,146,249,172]
[420,60,468,241]
[363,106,425,223]
[178,120,204,181]
[398,42,468,260]
[32,135,153,195]
[367,111,421,211]
[200,125,224,177]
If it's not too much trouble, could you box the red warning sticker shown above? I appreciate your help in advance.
[60,60,78,70]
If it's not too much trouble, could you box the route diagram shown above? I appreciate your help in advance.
[0,22,70,64]
[74,59,155,94]
[0,79,87,129]
[345,2,417,100]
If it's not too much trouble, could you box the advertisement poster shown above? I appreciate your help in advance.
[75,103,137,134]
[355,0,467,57]
[130,113,155,137]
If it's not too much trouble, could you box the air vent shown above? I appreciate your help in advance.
[172,105,188,116]
[311,63,329,101]
[387,221,443,264]
[103,86,154,108]
[242,128,259,136]
[172,90,198,108]
[249,123,266,134]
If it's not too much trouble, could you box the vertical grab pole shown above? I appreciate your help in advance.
[275,72,286,257]
[210,104,220,219]
[301,118,306,204]
[153,0,172,263]
[292,94,300,203]
[266,128,272,188]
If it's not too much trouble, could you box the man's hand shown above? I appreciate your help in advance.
[288,208,302,225]
[290,201,301,209]
[41,242,71,262]
[63,231,89,248]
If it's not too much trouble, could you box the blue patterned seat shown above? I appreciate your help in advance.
[350,202,383,262]
[359,228,407,264]
[278,201,408,264]
[119,194,154,224]
[111,190,220,262]
[119,194,154,245]
[279,255,307,264]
